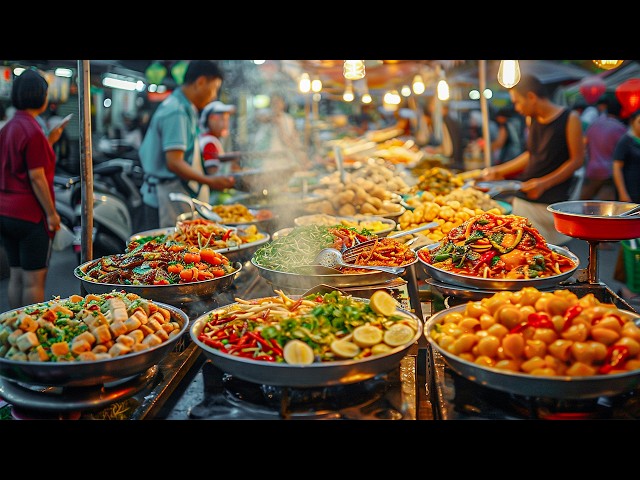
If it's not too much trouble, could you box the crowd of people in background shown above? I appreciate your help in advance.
[2,62,640,303]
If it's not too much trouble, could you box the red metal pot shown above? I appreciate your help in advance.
[547,201,640,241]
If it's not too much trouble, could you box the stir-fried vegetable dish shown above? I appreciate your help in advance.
[0,291,182,362]
[77,240,237,285]
[252,225,374,272]
[195,289,419,364]
[418,212,576,279]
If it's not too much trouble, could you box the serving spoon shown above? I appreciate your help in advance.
[168,192,223,222]
[313,248,405,275]
[618,204,640,217]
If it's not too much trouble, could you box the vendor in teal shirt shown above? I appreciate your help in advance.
[138,60,235,230]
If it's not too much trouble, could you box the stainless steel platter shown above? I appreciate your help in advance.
[417,242,580,290]
[473,180,523,198]
[127,226,271,262]
[74,260,242,306]
[0,300,188,387]
[176,208,275,227]
[426,304,640,399]
[251,258,401,289]
[190,295,423,387]
[293,214,396,238]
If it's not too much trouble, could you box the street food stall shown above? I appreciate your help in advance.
[1,60,640,421]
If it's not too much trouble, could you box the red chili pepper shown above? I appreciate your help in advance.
[527,312,554,329]
[270,338,283,356]
[228,332,239,343]
[592,314,625,327]
[599,345,630,374]
[473,250,497,271]
[248,331,274,352]
[200,336,226,350]
[222,229,233,241]
[235,333,251,347]
[509,312,553,333]
[289,299,303,310]
[562,305,583,331]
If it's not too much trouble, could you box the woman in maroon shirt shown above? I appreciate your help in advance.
[0,68,65,309]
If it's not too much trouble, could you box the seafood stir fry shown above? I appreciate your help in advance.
[418,213,577,280]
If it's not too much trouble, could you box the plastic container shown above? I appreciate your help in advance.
[622,239,640,293]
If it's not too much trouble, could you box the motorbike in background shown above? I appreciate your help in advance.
[54,158,143,261]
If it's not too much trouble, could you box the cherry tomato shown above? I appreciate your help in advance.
[184,251,201,264]
[168,244,187,252]
[199,270,214,280]
[179,267,200,282]
[211,268,226,277]
[167,263,184,274]
[200,248,222,265]
[153,279,170,285]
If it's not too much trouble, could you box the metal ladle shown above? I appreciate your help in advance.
[313,248,405,275]
[618,204,640,217]
[168,192,223,222]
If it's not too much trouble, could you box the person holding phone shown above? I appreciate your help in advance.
[0,68,63,309]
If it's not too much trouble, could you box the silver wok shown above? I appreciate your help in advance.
[190,295,423,387]
[426,304,640,399]
[0,301,188,388]
[417,242,580,290]
[74,260,242,307]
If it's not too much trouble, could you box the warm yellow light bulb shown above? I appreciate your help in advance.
[437,79,450,101]
[412,74,425,95]
[299,72,311,93]
[592,60,624,70]
[343,60,365,80]
[497,60,521,88]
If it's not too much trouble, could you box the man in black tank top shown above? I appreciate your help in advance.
[480,74,584,245]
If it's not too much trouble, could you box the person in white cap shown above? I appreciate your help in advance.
[199,100,239,176]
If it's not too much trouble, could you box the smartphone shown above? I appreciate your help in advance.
[57,113,73,129]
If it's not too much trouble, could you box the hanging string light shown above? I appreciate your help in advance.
[311,75,322,93]
[343,60,365,80]
[437,79,450,101]
[412,74,425,95]
[343,79,354,102]
[299,72,311,93]
[361,78,372,104]
[497,60,521,88]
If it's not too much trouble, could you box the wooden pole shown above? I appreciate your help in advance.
[479,60,492,169]
[78,60,94,267]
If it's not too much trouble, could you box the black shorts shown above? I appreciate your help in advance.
[0,216,52,271]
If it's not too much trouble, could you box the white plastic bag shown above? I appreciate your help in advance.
[52,223,75,251]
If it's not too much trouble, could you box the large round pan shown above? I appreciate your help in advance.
[74,260,242,306]
[425,304,640,399]
[251,258,401,289]
[190,296,422,387]
[127,227,270,263]
[176,209,274,228]
[547,200,640,241]
[0,300,188,388]
[417,242,579,290]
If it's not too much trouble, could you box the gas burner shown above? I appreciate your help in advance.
[444,368,640,420]
[0,366,159,415]
[188,360,413,420]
